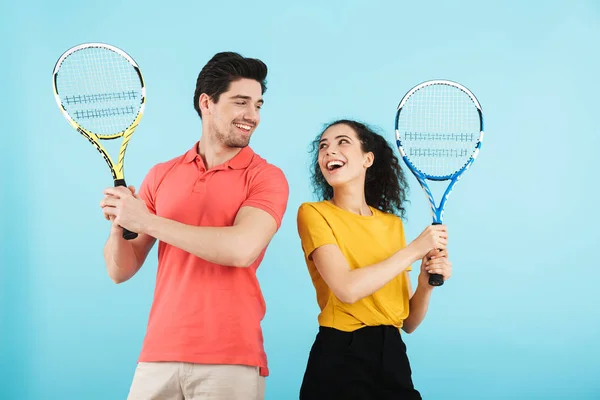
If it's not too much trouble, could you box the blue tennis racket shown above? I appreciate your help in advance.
[395,79,484,286]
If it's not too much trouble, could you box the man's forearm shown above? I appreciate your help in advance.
[142,214,256,267]
[104,229,140,283]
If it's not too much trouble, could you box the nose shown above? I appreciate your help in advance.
[244,106,259,124]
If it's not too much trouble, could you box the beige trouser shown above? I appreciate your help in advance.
[127,362,265,400]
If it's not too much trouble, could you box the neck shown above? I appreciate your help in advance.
[197,132,241,170]
[330,180,372,216]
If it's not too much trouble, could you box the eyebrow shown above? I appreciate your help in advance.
[229,94,264,105]
[319,134,352,143]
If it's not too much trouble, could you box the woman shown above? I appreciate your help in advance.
[297,120,452,399]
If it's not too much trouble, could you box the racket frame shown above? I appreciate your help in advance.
[52,43,146,240]
[51,42,146,183]
[394,79,484,224]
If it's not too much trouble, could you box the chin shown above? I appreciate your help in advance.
[225,137,251,148]
[324,175,347,188]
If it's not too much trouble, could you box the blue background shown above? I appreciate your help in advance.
[2,1,599,399]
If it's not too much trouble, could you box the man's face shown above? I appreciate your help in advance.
[204,78,263,148]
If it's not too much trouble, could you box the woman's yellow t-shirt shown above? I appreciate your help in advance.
[297,201,412,332]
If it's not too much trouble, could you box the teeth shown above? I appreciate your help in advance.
[327,160,345,170]
[234,123,252,131]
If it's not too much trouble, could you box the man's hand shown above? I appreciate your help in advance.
[100,186,151,234]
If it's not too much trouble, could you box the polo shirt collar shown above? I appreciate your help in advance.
[183,141,254,170]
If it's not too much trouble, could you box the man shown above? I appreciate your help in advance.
[100,52,289,400]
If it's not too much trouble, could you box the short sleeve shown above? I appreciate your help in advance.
[296,203,338,260]
[137,165,158,215]
[241,165,289,229]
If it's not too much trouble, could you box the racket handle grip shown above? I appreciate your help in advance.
[428,221,444,287]
[114,179,139,241]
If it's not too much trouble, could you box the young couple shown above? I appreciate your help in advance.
[100,51,452,400]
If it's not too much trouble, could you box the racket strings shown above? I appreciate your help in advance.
[63,90,139,105]
[73,106,137,121]
[408,148,470,158]
[56,46,143,138]
[397,83,480,178]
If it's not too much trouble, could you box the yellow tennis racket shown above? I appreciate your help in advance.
[52,43,146,240]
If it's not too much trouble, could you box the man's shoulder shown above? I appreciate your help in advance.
[249,150,281,169]
[247,150,288,181]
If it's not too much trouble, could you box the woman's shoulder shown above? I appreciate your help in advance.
[297,201,331,219]
[298,200,329,211]
[370,206,402,219]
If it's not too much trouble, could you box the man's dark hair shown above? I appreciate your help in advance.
[193,52,267,119]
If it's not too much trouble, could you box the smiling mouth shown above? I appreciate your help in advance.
[326,160,346,171]
[234,123,253,133]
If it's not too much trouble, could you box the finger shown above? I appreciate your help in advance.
[100,197,119,208]
[444,266,452,277]
[426,259,450,268]
[103,208,114,220]
[432,227,448,240]
[432,224,447,233]
[103,207,118,217]
[426,257,444,265]
[426,267,449,276]
[430,263,452,276]
[426,254,438,263]
[430,249,448,259]
[432,248,445,257]
[128,185,136,194]
[433,243,447,252]
[424,249,436,259]
[104,187,132,198]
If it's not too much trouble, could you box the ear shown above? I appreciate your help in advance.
[199,93,212,115]
[364,152,374,168]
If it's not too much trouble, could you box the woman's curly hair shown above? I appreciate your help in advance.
[309,119,410,218]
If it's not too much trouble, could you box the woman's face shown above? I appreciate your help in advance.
[317,124,373,189]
